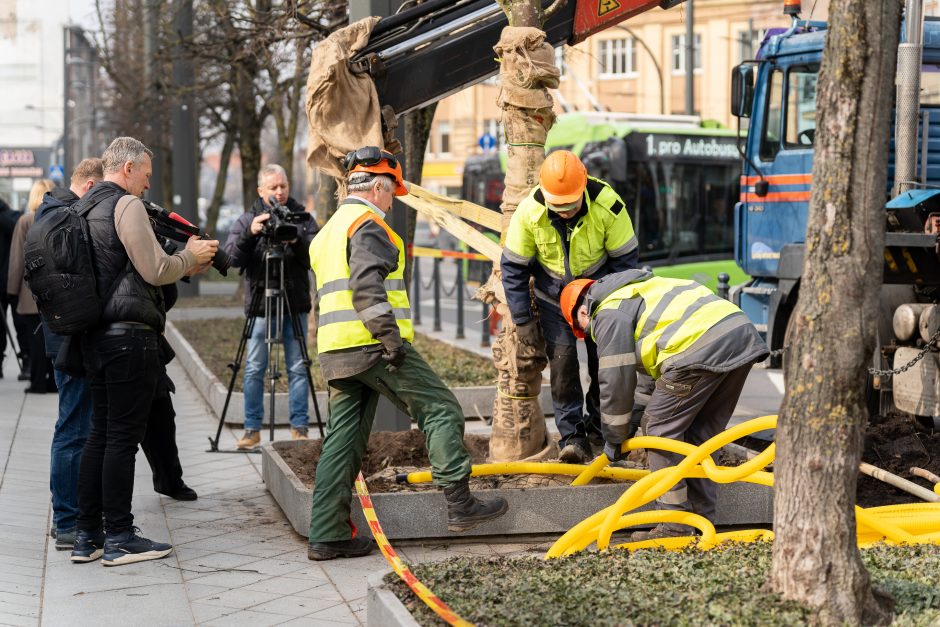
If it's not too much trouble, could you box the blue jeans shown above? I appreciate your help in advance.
[50,370,93,532]
[243,313,309,430]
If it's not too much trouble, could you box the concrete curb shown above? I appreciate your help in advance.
[367,571,422,627]
[165,320,553,424]
[261,440,775,540]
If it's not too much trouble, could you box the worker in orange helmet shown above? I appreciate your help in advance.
[501,149,645,464]
[559,271,768,540]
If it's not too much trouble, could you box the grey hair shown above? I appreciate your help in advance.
[101,137,153,174]
[347,173,393,193]
[258,164,288,186]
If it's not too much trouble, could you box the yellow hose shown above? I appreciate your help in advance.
[397,415,940,556]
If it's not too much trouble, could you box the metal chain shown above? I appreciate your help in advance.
[868,327,940,377]
[771,327,940,377]
[441,277,458,297]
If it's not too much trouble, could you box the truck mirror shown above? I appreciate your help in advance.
[731,64,755,118]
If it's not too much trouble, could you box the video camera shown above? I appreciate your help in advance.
[259,196,312,244]
[142,200,233,276]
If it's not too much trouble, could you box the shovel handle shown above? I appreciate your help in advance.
[859,462,940,503]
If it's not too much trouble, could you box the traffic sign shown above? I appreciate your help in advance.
[478,133,496,152]
[49,164,65,181]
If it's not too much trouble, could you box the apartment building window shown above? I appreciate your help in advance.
[438,121,451,155]
[554,45,567,78]
[671,34,702,73]
[599,38,636,77]
[736,29,767,62]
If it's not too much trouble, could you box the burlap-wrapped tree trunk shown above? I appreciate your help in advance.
[484,5,563,461]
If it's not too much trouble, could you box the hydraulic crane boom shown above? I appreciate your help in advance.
[351,0,682,118]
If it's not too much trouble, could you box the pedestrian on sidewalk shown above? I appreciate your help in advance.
[70,137,217,567]
[306,147,508,560]
[7,178,57,392]
[560,270,769,540]
[500,150,648,464]
[0,195,24,379]
[38,159,199,552]
[224,164,319,449]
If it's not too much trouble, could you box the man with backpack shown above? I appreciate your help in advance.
[59,137,216,566]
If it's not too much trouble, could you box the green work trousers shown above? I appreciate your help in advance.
[308,343,471,542]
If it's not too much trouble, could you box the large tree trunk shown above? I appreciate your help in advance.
[205,130,235,234]
[485,0,564,461]
[767,0,900,623]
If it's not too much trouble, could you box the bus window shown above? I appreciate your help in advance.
[760,69,785,160]
[784,67,818,148]
[671,164,702,256]
[634,163,670,261]
[703,165,736,254]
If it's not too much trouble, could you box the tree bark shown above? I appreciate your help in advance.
[402,103,438,287]
[205,130,235,234]
[767,0,900,622]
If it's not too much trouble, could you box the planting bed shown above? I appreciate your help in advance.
[381,542,940,626]
[261,430,775,539]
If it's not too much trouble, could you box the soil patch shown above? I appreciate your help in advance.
[176,317,497,392]
[277,430,627,492]
[735,414,940,507]
[387,542,940,626]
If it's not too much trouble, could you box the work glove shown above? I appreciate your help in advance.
[515,320,540,345]
[382,345,407,372]
[604,441,626,462]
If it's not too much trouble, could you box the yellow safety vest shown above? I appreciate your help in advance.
[309,202,414,353]
[505,176,637,279]
[593,277,741,378]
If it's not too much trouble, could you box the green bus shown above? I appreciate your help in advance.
[462,112,748,292]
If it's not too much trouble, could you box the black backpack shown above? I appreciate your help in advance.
[24,186,124,335]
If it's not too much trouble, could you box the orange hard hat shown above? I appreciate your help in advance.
[540,150,587,207]
[344,146,409,196]
[560,279,596,339]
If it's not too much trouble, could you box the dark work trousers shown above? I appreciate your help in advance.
[644,364,753,530]
[142,371,185,495]
[537,297,601,448]
[25,314,55,391]
[77,328,161,533]
[309,343,471,543]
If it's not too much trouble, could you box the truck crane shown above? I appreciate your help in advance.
[730,0,940,427]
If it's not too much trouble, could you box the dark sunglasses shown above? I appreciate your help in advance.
[342,146,398,172]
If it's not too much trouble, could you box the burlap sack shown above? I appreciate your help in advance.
[305,17,385,180]
[494,26,560,110]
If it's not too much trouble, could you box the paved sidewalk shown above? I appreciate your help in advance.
[0,337,545,627]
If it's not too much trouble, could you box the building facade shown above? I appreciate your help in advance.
[421,0,830,195]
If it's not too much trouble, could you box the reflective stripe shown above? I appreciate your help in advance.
[638,283,699,340]
[319,306,412,327]
[359,301,392,322]
[534,288,559,306]
[661,313,751,369]
[660,486,688,505]
[608,235,639,257]
[502,248,532,265]
[319,278,404,296]
[581,253,609,277]
[318,278,350,296]
[602,411,632,426]
[598,353,636,369]
[656,295,715,352]
[536,260,565,280]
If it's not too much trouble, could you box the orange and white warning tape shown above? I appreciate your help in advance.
[409,245,490,261]
[354,472,474,627]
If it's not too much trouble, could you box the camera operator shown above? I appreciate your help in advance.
[70,137,217,567]
[224,164,319,449]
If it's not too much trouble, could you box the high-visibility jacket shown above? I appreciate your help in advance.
[310,201,414,353]
[592,276,743,379]
[584,269,768,444]
[500,177,638,324]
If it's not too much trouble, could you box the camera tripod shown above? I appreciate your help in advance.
[1,306,25,377]
[207,244,324,453]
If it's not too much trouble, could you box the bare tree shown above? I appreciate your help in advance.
[766,0,900,622]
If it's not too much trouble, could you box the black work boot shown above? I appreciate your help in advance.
[443,478,508,533]
[308,536,376,561]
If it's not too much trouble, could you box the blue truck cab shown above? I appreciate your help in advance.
[732,16,940,365]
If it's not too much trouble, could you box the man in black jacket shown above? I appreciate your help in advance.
[223,164,319,449]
